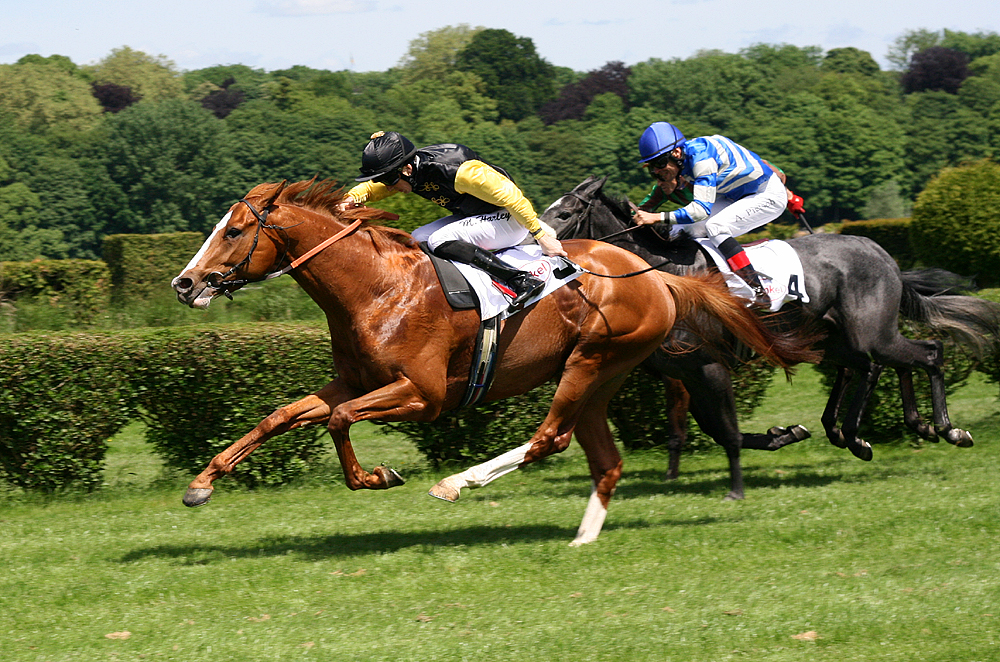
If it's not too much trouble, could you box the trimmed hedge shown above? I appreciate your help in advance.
[839,218,914,268]
[609,359,777,452]
[0,331,136,490]
[910,160,1000,286]
[0,259,110,324]
[132,324,336,488]
[102,232,206,304]
[0,323,337,491]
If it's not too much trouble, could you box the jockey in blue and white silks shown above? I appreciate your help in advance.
[632,122,788,306]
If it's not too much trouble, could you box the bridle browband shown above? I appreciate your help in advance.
[206,198,363,298]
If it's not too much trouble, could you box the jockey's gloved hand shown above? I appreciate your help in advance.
[787,192,805,216]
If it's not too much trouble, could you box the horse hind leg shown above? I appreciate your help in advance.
[897,367,937,441]
[429,351,641,545]
[663,377,690,480]
[927,363,974,447]
[880,338,973,447]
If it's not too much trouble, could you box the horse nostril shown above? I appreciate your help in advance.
[173,276,193,292]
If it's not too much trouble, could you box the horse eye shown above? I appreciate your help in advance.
[225,227,242,239]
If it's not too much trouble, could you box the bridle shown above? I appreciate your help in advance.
[206,198,363,298]
[556,191,674,279]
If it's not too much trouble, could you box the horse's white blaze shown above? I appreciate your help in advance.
[570,484,607,546]
[182,210,232,273]
[542,195,568,215]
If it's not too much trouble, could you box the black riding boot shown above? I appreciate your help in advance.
[434,240,544,310]
[733,264,770,307]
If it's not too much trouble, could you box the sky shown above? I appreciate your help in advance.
[3,0,998,74]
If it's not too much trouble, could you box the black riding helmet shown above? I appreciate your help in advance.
[355,131,417,182]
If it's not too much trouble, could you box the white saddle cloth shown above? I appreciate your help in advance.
[695,238,809,311]
[450,245,584,320]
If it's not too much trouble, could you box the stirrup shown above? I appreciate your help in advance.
[507,275,544,310]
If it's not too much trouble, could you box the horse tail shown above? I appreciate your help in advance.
[900,269,1000,358]
[655,271,823,370]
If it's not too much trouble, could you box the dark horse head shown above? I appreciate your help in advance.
[541,175,704,275]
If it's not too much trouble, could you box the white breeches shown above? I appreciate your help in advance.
[671,172,787,243]
[413,210,530,251]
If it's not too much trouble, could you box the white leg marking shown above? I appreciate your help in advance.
[429,442,534,502]
[570,483,608,546]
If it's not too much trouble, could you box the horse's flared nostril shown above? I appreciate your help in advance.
[172,276,193,293]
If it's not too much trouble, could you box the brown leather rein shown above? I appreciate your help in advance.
[206,199,363,298]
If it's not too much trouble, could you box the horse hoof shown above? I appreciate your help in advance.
[722,491,744,502]
[828,429,847,449]
[375,464,406,488]
[849,440,873,462]
[787,424,811,441]
[428,480,461,503]
[945,429,974,448]
[183,488,213,507]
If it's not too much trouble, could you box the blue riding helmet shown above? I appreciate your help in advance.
[638,122,685,164]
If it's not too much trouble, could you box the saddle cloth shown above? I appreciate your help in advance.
[440,245,584,320]
[695,238,809,311]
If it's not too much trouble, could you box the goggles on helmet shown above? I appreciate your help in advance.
[374,168,402,186]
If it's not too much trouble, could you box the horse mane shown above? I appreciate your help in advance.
[274,178,418,251]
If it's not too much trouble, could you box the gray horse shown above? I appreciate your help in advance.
[544,176,1000,499]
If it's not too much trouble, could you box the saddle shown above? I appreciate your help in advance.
[419,243,583,407]
[694,238,809,311]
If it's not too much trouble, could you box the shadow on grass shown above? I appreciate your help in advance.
[116,514,726,565]
[535,463,851,500]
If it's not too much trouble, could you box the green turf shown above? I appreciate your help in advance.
[2,366,998,661]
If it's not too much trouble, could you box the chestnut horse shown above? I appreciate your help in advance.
[171,179,817,545]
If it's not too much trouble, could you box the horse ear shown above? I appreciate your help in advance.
[258,180,288,208]
[581,175,607,196]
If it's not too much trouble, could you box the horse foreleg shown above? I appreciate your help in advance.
[682,364,746,500]
[568,374,631,546]
[663,377,690,480]
[183,378,352,507]
[839,364,883,462]
[740,424,812,451]
[821,367,853,449]
[328,376,444,490]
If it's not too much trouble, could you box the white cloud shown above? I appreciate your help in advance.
[255,0,375,17]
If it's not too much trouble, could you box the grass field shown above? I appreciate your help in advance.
[2,366,999,661]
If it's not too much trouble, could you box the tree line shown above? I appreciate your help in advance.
[1,26,999,262]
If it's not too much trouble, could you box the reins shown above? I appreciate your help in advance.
[207,198,362,297]
[560,191,674,279]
